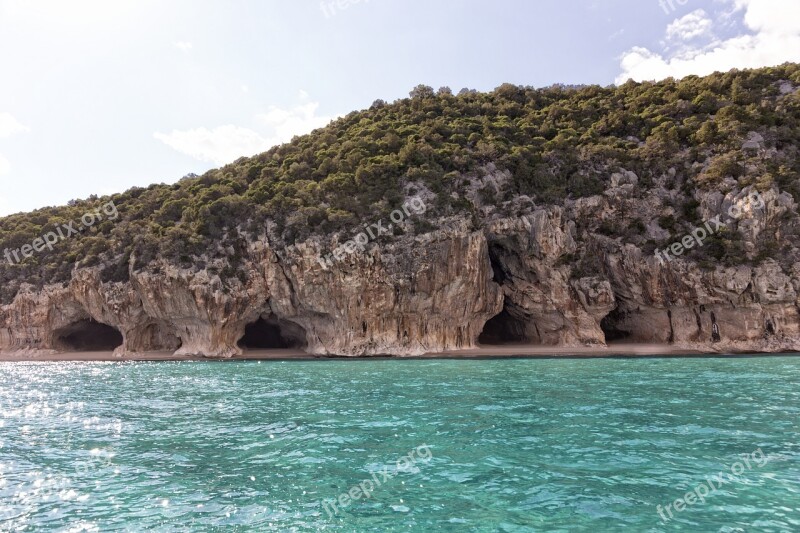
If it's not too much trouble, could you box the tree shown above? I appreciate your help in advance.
[495,83,525,104]
[694,120,719,145]
[731,78,751,105]
[409,85,435,99]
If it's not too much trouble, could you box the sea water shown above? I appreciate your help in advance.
[1,357,798,531]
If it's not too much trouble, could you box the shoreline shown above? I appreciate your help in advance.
[0,343,797,362]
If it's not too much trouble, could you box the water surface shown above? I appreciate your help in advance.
[1,357,798,531]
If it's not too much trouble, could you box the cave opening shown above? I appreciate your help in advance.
[139,322,182,352]
[479,244,534,346]
[487,243,511,285]
[600,310,631,344]
[54,320,124,351]
[478,306,531,345]
[238,316,307,350]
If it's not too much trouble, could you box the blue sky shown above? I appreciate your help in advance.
[0,0,798,216]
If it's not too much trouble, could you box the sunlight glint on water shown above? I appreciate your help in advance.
[0,358,799,531]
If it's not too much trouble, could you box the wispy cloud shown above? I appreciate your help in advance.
[617,0,800,83]
[154,125,273,165]
[154,94,338,166]
[174,41,193,52]
[666,9,712,42]
[256,101,334,143]
[0,112,29,138]
[608,28,625,42]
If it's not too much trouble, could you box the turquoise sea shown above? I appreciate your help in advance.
[1,357,798,532]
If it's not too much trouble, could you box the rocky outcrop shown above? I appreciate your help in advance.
[268,220,502,356]
[129,263,268,358]
[2,184,800,357]
[485,210,615,346]
[71,270,180,355]
[592,184,800,352]
[602,247,800,351]
[0,222,503,357]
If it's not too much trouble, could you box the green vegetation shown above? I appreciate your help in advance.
[1,64,800,303]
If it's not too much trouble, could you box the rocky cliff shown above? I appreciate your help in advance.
[2,181,799,357]
[0,219,503,357]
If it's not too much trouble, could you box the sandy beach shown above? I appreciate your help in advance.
[0,342,781,362]
[430,343,708,358]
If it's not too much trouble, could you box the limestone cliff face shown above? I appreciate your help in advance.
[129,264,268,357]
[268,220,502,356]
[594,185,800,353]
[602,247,800,350]
[2,183,799,357]
[485,209,615,346]
[0,222,502,357]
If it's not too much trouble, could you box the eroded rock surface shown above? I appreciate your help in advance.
[2,185,799,357]
[1,222,503,357]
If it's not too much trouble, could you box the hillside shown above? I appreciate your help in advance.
[1,64,800,357]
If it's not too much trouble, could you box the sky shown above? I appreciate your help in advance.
[0,0,798,216]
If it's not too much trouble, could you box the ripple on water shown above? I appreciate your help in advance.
[0,357,799,531]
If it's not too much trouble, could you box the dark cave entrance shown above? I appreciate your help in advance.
[487,243,511,285]
[238,316,308,350]
[54,320,124,351]
[600,310,631,344]
[479,244,534,346]
[478,307,532,345]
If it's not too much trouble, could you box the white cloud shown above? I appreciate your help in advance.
[617,0,800,83]
[174,41,193,52]
[666,9,712,42]
[155,99,337,166]
[0,112,29,138]
[738,0,800,35]
[154,125,273,166]
[257,101,334,142]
